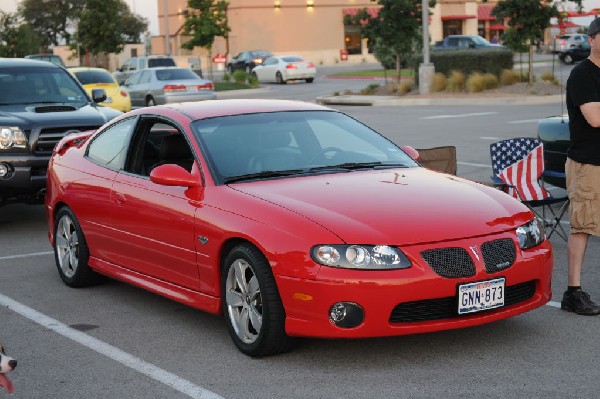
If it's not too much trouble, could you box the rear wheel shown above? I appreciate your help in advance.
[276,72,286,84]
[563,54,574,64]
[54,207,99,287]
[245,65,252,74]
[146,96,155,107]
[305,78,314,83]
[222,243,294,357]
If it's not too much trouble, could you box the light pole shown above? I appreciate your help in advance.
[164,0,171,56]
[419,0,434,94]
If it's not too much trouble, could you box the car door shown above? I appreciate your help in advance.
[257,57,278,82]
[124,71,143,106]
[108,118,202,290]
[135,70,153,105]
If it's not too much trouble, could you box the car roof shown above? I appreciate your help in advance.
[0,58,63,68]
[129,99,332,120]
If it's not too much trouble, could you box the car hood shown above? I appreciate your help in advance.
[231,168,531,245]
[0,103,122,126]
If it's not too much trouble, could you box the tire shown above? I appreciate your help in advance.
[245,65,252,74]
[276,72,286,85]
[53,207,99,287]
[221,243,294,357]
[251,72,258,80]
[146,97,155,107]
[563,54,574,65]
[305,78,314,83]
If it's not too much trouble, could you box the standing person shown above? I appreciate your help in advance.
[562,18,600,316]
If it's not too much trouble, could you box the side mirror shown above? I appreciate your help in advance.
[401,145,419,161]
[91,88,107,103]
[150,164,200,187]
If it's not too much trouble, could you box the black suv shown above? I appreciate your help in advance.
[0,59,122,205]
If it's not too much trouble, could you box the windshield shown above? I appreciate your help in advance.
[73,70,116,85]
[472,36,491,45]
[0,66,88,105]
[192,110,419,184]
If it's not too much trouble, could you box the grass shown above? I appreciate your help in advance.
[214,81,254,91]
[332,69,414,78]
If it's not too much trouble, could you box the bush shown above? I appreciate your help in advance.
[500,69,519,86]
[398,81,413,95]
[360,83,380,95]
[483,73,498,90]
[466,72,485,92]
[248,74,259,87]
[540,71,559,85]
[232,70,248,84]
[446,70,465,92]
[431,73,447,92]
[416,49,513,77]
[222,72,231,82]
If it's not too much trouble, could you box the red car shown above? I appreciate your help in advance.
[45,99,553,357]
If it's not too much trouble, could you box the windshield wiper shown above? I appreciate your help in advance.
[224,169,304,184]
[306,162,410,173]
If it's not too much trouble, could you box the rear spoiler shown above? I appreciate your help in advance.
[53,130,95,155]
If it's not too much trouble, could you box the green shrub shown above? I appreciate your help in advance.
[222,72,231,82]
[248,75,259,87]
[360,83,380,95]
[431,73,447,92]
[232,70,248,84]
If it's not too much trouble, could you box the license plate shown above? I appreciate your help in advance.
[458,278,505,315]
[187,86,198,92]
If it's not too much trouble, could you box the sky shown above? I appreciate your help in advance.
[0,0,598,37]
[0,0,159,35]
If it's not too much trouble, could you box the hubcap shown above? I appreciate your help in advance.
[55,215,79,278]
[225,259,262,344]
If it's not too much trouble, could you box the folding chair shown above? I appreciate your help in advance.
[490,137,569,241]
[416,146,457,175]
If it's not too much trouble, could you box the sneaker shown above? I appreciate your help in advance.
[561,289,600,316]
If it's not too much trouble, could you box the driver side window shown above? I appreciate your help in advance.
[87,118,137,170]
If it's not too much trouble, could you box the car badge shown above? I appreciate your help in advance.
[197,236,208,245]
[469,245,480,261]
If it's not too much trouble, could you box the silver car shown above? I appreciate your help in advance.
[123,67,217,107]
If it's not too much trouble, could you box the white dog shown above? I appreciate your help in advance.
[0,343,17,394]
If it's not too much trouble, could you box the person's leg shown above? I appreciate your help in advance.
[567,232,589,286]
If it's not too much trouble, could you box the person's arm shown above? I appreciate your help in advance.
[580,102,600,127]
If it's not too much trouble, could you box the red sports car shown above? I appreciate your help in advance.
[45,99,553,357]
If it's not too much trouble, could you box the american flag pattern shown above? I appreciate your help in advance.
[490,138,551,201]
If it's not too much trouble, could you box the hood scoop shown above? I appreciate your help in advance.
[34,105,77,113]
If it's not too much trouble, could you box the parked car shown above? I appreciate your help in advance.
[69,67,131,112]
[0,58,121,206]
[251,55,316,84]
[433,35,506,50]
[553,33,587,53]
[45,99,553,357]
[537,115,569,188]
[113,55,178,85]
[123,67,216,107]
[559,41,590,64]
[227,50,272,74]
[24,54,66,67]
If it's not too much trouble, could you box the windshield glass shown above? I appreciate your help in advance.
[0,66,88,105]
[192,110,418,184]
[472,36,491,45]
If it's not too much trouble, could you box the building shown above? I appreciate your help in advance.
[151,0,510,68]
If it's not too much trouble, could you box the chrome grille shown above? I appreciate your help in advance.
[35,126,99,155]
[421,247,476,278]
[482,239,516,273]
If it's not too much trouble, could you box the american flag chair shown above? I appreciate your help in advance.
[490,137,569,241]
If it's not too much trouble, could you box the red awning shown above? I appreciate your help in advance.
[550,22,581,28]
[342,8,380,18]
[478,4,496,21]
[488,24,506,30]
[441,15,477,21]
[564,10,599,17]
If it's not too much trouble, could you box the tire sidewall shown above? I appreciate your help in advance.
[53,207,92,287]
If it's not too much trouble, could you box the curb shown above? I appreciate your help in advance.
[316,94,563,107]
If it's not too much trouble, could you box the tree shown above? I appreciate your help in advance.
[492,0,564,84]
[0,11,42,57]
[181,0,231,79]
[18,0,84,48]
[345,0,436,82]
[76,0,147,62]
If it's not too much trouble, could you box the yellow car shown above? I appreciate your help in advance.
[69,67,131,112]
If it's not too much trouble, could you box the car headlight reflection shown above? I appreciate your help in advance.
[312,244,411,270]
[516,218,545,249]
[0,127,27,150]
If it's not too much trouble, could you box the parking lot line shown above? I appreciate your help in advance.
[0,251,53,261]
[0,292,224,399]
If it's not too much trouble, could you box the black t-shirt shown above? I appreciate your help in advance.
[566,58,600,165]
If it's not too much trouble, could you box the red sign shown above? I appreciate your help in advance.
[213,53,226,63]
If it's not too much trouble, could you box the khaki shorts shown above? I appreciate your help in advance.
[566,158,600,235]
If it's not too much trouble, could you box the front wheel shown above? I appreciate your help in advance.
[562,54,574,64]
[53,207,99,287]
[222,243,293,357]
[305,78,314,83]
[146,97,156,107]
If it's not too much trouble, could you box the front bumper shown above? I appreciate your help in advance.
[0,154,49,192]
[276,234,553,338]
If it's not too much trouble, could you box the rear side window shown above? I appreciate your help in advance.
[87,118,136,169]
[148,58,176,68]
[282,57,304,62]
[156,68,198,80]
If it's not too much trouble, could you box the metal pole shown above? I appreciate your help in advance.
[419,0,434,94]
[164,0,171,56]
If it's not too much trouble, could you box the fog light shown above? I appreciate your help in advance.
[329,302,364,328]
[0,163,11,178]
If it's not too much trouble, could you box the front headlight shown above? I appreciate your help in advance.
[516,218,545,249]
[311,244,411,270]
[0,127,27,149]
